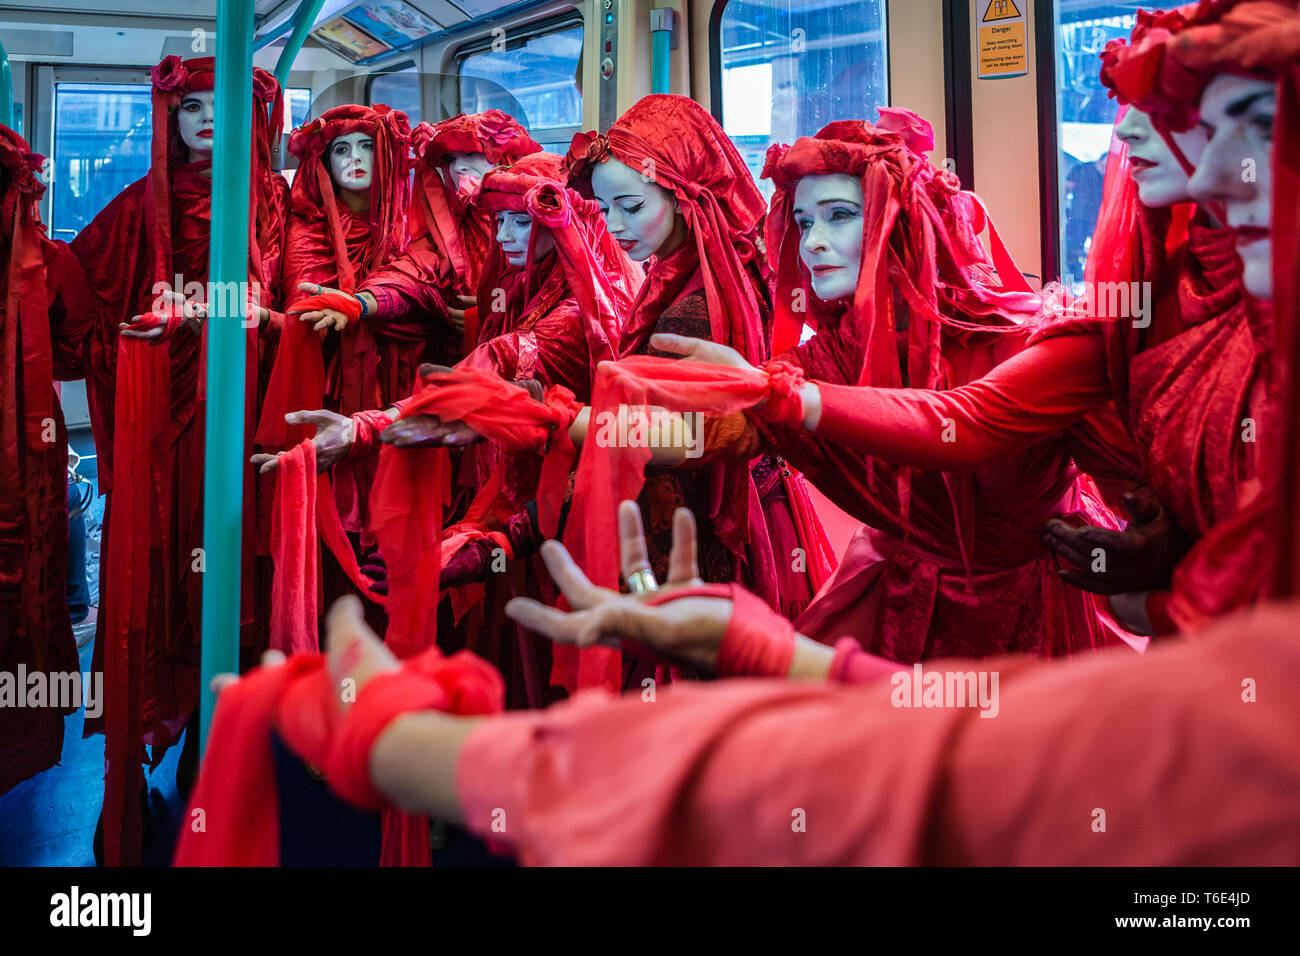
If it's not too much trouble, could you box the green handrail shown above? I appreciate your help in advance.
[650,8,676,97]
[199,0,256,755]
[274,0,327,91]
[0,36,14,130]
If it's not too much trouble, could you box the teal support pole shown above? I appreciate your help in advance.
[200,0,256,755]
[0,37,14,130]
[649,8,676,96]
[274,0,327,91]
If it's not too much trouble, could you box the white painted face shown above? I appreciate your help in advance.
[1187,74,1276,300]
[446,150,493,191]
[590,157,681,261]
[177,90,215,156]
[793,173,864,302]
[1113,107,1207,208]
[328,132,375,192]
[495,210,556,268]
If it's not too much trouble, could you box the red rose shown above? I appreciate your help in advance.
[151,55,189,92]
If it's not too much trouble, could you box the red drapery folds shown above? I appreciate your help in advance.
[1071,0,1298,628]
[562,95,789,689]
[173,642,503,867]
[369,368,581,659]
[0,127,90,794]
[260,104,412,451]
[563,356,808,689]
[77,54,287,867]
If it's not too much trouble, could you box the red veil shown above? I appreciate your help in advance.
[258,104,412,452]
[72,55,287,866]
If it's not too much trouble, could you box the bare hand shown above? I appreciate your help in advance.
[122,289,207,339]
[210,649,286,698]
[649,333,754,371]
[293,281,350,332]
[505,501,733,672]
[1043,487,1191,595]
[250,408,355,474]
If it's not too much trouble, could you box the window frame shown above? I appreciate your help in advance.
[450,13,585,150]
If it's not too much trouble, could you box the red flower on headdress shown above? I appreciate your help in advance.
[457,172,483,205]
[151,55,189,92]
[479,109,522,148]
[410,121,436,159]
[252,67,279,105]
[875,107,935,155]
[760,142,790,180]
[568,130,612,168]
[523,181,572,229]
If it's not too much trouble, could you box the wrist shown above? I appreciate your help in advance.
[801,382,822,431]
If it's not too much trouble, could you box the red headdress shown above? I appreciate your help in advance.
[147,55,284,300]
[285,104,412,291]
[763,111,1038,387]
[407,111,541,292]
[470,151,638,372]
[0,127,55,525]
[565,94,770,364]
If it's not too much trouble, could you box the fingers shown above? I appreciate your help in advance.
[1057,567,1124,596]
[649,332,694,356]
[536,539,607,611]
[210,673,239,696]
[417,363,457,378]
[261,649,287,667]
[667,507,700,585]
[504,597,623,650]
[617,501,653,589]
[1121,490,1163,527]
[285,408,339,428]
[250,452,282,474]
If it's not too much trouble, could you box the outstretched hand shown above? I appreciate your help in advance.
[649,333,754,371]
[292,281,353,332]
[250,408,355,474]
[505,501,733,672]
[381,363,485,448]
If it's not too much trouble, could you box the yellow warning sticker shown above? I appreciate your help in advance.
[983,0,1021,22]
[977,1,1028,79]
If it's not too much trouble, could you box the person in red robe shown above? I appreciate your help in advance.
[658,2,1286,643]
[653,111,1133,662]
[258,105,412,541]
[193,0,1300,869]
[294,111,543,391]
[0,127,96,795]
[70,55,289,865]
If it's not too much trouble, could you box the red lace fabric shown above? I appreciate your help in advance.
[68,55,288,866]
[753,114,1129,662]
[0,127,96,794]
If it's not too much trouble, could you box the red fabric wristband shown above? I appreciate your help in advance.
[755,360,807,428]
[287,290,364,323]
[349,408,396,459]
[640,582,795,678]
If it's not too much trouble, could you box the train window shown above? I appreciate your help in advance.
[49,82,153,242]
[368,64,422,125]
[286,87,313,130]
[1054,3,1139,290]
[456,20,583,153]
[716,0,889,191]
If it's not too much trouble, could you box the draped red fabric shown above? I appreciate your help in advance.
[750,114,1128,661]
[356,112,542,373]
[369,369,581,659]
[0,127,94,794]
[173,642,503,867]
[566,356,807,625]
[70,55,288,866]
[1044,0,1298,629]
[260,105,412,459]
[561,96,804,689]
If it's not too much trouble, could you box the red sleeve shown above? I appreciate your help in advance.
[45,239,96,380]
[358,235,450,340]
[455,601,1300,865]
[458,300,594,401]
[811,332,1113,471]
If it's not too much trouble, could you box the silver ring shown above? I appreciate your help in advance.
[626,568,658,594]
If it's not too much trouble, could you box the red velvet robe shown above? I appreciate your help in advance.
[71,163,287,752]
[0,235,95,794]
[803,224,1263,637]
